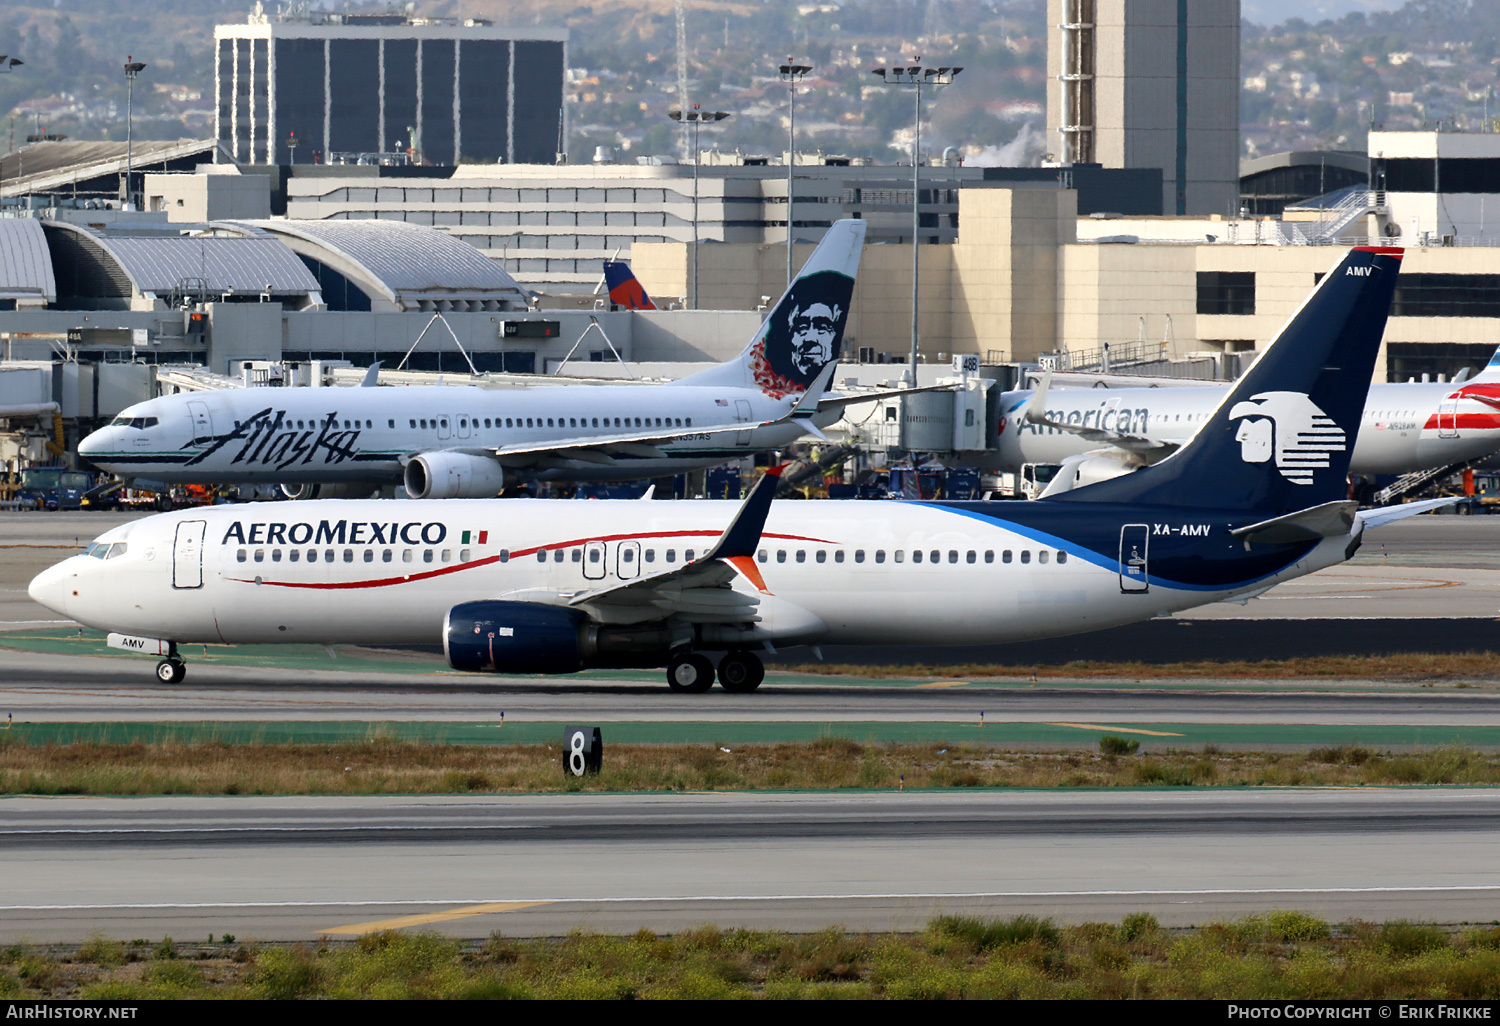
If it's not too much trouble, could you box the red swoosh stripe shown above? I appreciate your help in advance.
[228,528,837,590]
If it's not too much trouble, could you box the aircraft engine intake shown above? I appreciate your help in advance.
[444,601,680,674]
[404,452,506,499]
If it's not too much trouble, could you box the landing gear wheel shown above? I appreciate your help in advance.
[155,659,186,684]
[717,651,765,692]
[666,653,715,693]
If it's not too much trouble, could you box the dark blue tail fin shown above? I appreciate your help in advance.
[603,261,657,310]
[1053,246,1403,514]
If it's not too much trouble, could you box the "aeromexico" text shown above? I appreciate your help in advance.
[221,520,448,546]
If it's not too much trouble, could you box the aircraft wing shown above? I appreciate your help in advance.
[467,364,839,469]
[564,466,783,619]
[1022,368,1179,460]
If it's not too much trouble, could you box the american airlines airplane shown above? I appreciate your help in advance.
[78,220,893,499]
[994,345,1500,496]
[31,246,1449,690]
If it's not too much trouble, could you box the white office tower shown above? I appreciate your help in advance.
[1047,0,1240,216]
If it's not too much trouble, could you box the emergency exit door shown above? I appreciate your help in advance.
[1119,524,1149,593]
[173,520,206,590]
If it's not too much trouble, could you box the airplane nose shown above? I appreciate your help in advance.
[27,561,74,616]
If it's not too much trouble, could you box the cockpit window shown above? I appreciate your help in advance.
[85,542,127,559]
[105,543,127,559]
[108,416,158,430]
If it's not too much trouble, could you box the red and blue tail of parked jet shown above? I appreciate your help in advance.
[603,261,658,310]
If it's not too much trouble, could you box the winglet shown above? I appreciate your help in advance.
[360,361,382,387]
[1023,368,1052,425]
[698,464,785,564]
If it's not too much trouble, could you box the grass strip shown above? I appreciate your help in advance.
[2,738,1499,794]
[9,913,1500,999]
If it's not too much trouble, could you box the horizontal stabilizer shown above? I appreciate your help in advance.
[1230,500,1357,545]
[1356,497,1461,531]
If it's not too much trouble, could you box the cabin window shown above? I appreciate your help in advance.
[236,549,247,562]
[757,549,768,563]
[554,550,565,563]
[622,548,634,564]
[667,549,677,563]
[645,549,655,563]
[834,550,845,563]
[499,550,510,563]
[796,550,806,563]
[685,418,692,426]
[570,418,577,428]
[966,551,976,563]
[547,418,554,428]
[571,549,581,563]
[1038,551,1049,565]
[306,549,316,563]
[587,548,600,565]
[382,550,392,563]
[984,550,994,563]
[1020,550,1031,564]
[440,419,448,429]
[343,549,354,563]
[776,550,786,563]
[816,550,827,564]
[854,549,865,563]
[271,549,281,563]
[423,550,434,563]
[363,550,373,563]
[912,550,922,564]
[537,549,547,562]
[930,550,940,564]
[684,549,695,561]
[289,549,300,563]
[949,550,959,564]
[324,549,335,563]
[419,419,427,429]
[592,418,599,427]
[1057,551,1068,564]
[506,418,513,428]
[875,550,886,564]
[409,419,416,428]
[388,419,395,428]
[402,550,413,563]
[1002,550,1013,564]
[461,549,471,562]
[442,550,452,563]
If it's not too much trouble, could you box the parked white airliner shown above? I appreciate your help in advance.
[78,220,895,498]
[32,247,1449,691]
[994,346,1500,495]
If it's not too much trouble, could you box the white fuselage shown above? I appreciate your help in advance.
[31,498,1349,652]
[79,383,830,486]
[995,380,1500,476]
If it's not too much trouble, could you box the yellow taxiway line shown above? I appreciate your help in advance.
[1046,722,1184,737]
[318,901,552,935]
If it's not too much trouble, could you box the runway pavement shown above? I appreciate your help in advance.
[3,789,1498,941]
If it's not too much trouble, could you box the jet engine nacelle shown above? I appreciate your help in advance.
[444,600,682,675]
[1037,454,1138,497]
[279,481,383,500]
[404,452,507,499]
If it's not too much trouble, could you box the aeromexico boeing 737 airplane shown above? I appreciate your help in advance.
[78,220,892,499]
[33,247,1448,690]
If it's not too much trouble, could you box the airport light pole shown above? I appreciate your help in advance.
[869,59,961,382]
[0,56,23,207]
[778,58,812,288]
[667,105,731,310]
[122,57,147,210]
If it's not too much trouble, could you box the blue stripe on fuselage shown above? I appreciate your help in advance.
[918,500,1318,592]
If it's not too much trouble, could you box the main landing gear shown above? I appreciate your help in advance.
[155,643,186,684]
[665,650,764,693]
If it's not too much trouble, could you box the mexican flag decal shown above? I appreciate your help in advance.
[461,530,489,545]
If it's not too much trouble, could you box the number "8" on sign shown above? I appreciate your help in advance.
[569,731,588,777]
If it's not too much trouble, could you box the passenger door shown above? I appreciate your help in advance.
[1118,524,1149,593]
[172,520,206,590]
[1439,396,1460,438]
[186,400,215,446]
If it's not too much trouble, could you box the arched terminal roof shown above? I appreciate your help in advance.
[43,222,323,307]
[0,219,56,306]
[220,218,529,312]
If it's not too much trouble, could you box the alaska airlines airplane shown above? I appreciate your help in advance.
[32,246,1449,690]
[78,220,887,499]
[994,345,1500,495]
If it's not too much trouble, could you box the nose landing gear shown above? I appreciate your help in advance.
[155,643,186,684]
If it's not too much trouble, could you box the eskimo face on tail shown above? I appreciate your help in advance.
[1228,391,1347,485]
[749,270,854,398]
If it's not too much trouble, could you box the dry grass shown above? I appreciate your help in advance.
[9,915,1500,999]
[3,738,1500,795]
[785,651,1500,682]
